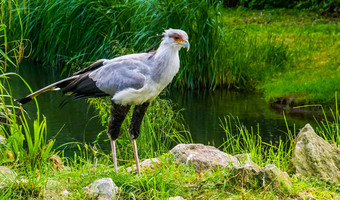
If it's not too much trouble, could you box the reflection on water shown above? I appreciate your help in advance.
[166,89,318,147]
[10,63,320,155]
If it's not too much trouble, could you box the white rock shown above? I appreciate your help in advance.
[84,178,118,199]
[230,160,261,187]
[0,166,16,179]
[169,196,186,200]
[0,135,6,145]
[170,144,238,173]
[0,166,17,188]
[126,158,162,173]
[60,189,70,197]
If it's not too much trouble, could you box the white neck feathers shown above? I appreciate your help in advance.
[151,43,180,85]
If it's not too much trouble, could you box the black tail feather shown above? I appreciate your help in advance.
[16,96,33,104]
[17,59,107,106]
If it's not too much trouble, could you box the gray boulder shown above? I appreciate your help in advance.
[234,153,261,172]
[234,153,251,162]
[231,157,291,192]
[258,164,292,193]
[231,160,261,187]
[291,124,340,183]
[84,178,118,199]
[170,144,238,173]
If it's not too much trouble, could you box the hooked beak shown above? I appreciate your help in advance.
[183,40,190,51]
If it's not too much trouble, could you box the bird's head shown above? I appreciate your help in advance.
[161,29,190,51]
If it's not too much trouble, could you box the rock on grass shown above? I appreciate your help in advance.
[0,135,6,145]
[258,164,292,193]
[84,178,118,200]
[291,124,340,183]
[0,166,17,189]
[169,196,186,200]
[231,160,261,187]
[170,144,238,173]
[0,166,16,180]
[126,158,163,173]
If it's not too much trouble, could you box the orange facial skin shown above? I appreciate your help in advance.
[172,34,185,43]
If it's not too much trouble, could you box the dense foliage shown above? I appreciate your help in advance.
[4,0,225,89]
[224,0,339,13]
[1,19,55,170]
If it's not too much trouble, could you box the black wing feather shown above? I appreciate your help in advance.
[63,74,109,100]
[17,59,108,105]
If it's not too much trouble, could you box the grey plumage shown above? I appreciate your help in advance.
[17,29,189,106]
[17,28,189,174]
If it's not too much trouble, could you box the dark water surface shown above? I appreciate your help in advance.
[166,89,319,147]
[10,63,319,154]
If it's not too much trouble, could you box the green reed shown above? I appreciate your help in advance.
[219,114,294,170]
[298,92,340,146]
[4,0,226,88]
[0,0,54,169]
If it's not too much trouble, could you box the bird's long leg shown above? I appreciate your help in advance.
[129,102,150,175]
[131,139,140,174]
[110,139,118,174]
[107,102,131,174]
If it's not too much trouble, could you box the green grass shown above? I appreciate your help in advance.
[1,145,339,199]
[0,72,55,170]
[1,3,55,169]
[221,8,340,103]
[220,114,295,171]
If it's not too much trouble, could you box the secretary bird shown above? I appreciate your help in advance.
[17,29,189,175]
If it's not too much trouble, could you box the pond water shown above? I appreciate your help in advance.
[10,63,321,155]
[167,89,321,147]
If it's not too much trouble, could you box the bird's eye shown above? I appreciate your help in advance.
[172,35,180,40]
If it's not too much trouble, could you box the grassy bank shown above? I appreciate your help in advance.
[1,157,339,199]
[221,8,339,104]
[1,115,339,199]
[1,94,339,199]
